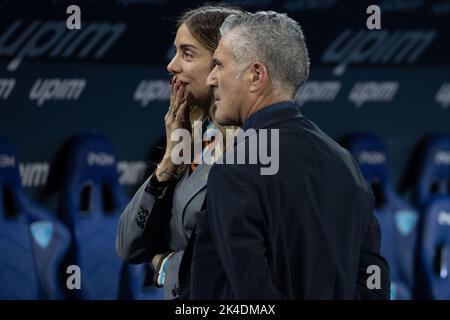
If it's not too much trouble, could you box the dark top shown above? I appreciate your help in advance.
[187,101,390,299]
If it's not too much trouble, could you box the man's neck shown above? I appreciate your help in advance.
[242,91,293,124]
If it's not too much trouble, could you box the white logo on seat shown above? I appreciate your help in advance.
[438,211,450,226]
[435,151,450,165]
[358,150,386,165]
[87,152,115,166]
[0,154,15,167]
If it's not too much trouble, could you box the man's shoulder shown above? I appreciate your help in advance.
[209,160,247,180]
[208,150,262,187]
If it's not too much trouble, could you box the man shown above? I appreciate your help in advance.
[188,11,390,299]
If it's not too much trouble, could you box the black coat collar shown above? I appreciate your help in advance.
[242,100,304,130]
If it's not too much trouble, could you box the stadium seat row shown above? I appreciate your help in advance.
[0,134,163,300]
[345,133,450,299]
[1,132,449,299]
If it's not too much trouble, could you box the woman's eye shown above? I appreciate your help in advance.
[183,51,193,59]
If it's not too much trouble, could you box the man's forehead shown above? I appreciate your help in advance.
[220,32,235,48]
[214,34,233,59]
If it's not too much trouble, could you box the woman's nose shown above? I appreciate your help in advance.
[167,54,181,74]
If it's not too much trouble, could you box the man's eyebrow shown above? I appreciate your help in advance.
[212,57,222,66]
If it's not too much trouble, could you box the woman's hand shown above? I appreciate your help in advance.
[155,76,190,182]
[165,76,191,142]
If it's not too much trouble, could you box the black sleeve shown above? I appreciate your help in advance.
[356,216,391,300]
[206,164,286,299]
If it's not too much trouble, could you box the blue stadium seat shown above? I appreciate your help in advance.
[0,136,70,299]
[58,133,155,299]
[418,196,450,299]
[415,134,450,206]
[345,133,419,299]
[125,263,164,300]
[58,133,127,299]
[29,208,71,299]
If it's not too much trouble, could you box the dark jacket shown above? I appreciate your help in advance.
[188,101,390,299]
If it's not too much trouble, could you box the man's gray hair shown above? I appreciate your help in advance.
[220,11,310,96]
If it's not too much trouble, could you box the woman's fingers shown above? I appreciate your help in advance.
[167,76,190,123]
[169,77,177,106]
[173,84,185,114]
[176,86,190,121]
[176,99,189,122]
[183,85,189,100]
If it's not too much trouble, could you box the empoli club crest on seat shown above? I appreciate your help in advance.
[30,221,53,249]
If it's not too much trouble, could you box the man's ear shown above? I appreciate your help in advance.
[248,61,269,93]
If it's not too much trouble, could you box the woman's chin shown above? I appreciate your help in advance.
[190,94,213,111]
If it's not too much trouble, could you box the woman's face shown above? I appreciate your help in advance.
[167,23,214,109]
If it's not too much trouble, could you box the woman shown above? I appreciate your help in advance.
[116,4,243,300]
